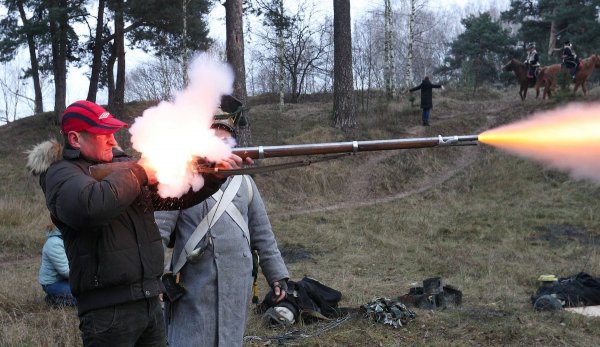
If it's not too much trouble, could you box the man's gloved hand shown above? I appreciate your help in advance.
[271,279,288,304]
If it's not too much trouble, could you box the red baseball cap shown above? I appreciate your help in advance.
[61,100,128,135]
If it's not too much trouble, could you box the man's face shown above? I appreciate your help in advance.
[71,131,118,162]
[214,128,235,147]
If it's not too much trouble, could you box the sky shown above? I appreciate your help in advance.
[206,0,474,42]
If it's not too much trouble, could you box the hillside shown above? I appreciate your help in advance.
[1,88,600,346]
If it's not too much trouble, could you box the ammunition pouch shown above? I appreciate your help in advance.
[161,272,186,303]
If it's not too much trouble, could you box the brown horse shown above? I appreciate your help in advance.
[574,54,600,95]
[535,54,600,99]
[534,64,561,99]
[503,59,539,100]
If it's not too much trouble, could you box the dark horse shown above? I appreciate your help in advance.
[503,59,539,100]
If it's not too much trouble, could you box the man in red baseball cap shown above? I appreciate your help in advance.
[40,100,244,346]
[62,100,128,134]
[60,100,128,163]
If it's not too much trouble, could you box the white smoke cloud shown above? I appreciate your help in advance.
[129,52,235,197]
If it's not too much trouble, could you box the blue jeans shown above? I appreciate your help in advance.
[422,108,431,125]
[79,297,166,347]
[42,279,76,306]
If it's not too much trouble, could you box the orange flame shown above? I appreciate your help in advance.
[479,103,600,183]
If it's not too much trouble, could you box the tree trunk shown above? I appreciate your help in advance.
[87,0,106,102]
[107,45,116,110]
[277,0,285,112]
[405,0,415,89]
[547,8,557,58]
[332,0,356,129]
[384,0,395,99]
[182,0,189,87]
[49,0,68,122]
[16,1,43,114]
[290,72,298,103]
[225,0,251,146]
[113,0,126,117]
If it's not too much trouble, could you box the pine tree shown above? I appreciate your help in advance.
[332,0,356,129]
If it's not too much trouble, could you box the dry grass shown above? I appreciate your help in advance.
[2,88,600,345]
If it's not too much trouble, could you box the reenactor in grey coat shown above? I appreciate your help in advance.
[155,118,289,347]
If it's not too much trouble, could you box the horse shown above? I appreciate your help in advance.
[502,59,539,100]
[534,54,600,99]
[534,64,561,99]
[573,54,600,95]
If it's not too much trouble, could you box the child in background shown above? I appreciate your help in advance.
[38,224,76,307]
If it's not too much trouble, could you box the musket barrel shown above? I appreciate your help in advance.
[88,134,479,180]
[233,135,479,159]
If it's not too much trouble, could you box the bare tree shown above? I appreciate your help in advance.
[547,7,557,58]
[332,0,356,129]
[125,57,184,102]
[87,0,106,102]
[48,0,69,121]
[250,0,292,111]
[224,0,251,146]
[113,0,126,118]
[0,62,32,123]
[247,44,280,95]
[353,17,378,111]
[254,4,330,103]
[182,0,190,87]
[276,0,285,111]
[384,0,395,99]
[404,0,416,89]
[14,0,44,113]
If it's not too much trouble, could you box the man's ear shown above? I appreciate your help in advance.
[67,131,82,149]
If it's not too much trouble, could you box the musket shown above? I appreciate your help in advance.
[89,134,479,179]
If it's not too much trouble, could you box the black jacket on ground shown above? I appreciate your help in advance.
[42,147,223,315]
[410,79,442,109]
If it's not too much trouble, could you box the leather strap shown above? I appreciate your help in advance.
[172,175,243,274]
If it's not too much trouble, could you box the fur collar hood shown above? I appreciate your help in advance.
[26,139,63,176]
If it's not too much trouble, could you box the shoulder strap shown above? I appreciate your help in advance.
[225,175,253,246]
[244,175,253,202]
[172,176,243,274]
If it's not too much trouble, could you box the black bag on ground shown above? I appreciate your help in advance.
[531,272,600,308]
[257,276,344,324]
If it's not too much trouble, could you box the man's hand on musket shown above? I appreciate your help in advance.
[214,154,253,178]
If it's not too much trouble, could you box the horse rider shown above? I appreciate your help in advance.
[562,40,579,79]
[524,43,540,79]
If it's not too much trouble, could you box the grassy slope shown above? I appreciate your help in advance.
[1,89,600,346]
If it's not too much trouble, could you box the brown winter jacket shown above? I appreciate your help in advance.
[42,146,223,315]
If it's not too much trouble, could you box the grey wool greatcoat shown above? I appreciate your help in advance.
[155,176,289,347]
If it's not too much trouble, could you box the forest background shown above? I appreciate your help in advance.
[2,0,599,132]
